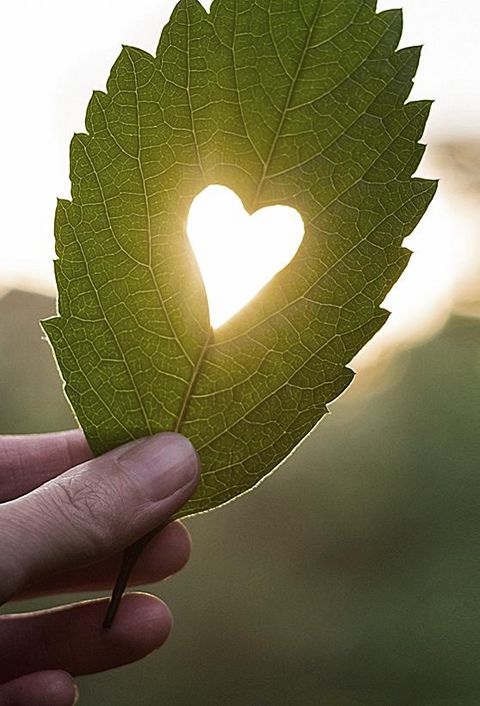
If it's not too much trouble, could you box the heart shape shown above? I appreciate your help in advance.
[187,185,304,328]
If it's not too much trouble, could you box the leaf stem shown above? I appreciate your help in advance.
[104,332,212,628]
[103,521,170,629]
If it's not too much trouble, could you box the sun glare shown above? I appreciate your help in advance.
[187,185,305,329]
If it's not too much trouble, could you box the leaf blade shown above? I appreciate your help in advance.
[44,0,437,517]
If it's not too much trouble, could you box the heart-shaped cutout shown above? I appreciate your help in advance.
[187,185,304,328]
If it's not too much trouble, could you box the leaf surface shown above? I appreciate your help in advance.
[43,0,436,518]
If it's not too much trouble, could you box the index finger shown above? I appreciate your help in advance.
[0,430,93,502]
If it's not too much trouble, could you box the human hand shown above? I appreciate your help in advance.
[0,430,200,705]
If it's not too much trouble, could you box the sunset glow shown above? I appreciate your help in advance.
[187,185,304,329]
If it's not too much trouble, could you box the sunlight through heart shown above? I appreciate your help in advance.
[187,185,304,329]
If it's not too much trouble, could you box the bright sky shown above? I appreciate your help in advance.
[1,1,479,354]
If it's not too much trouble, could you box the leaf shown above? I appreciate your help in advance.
[43,0,436,519]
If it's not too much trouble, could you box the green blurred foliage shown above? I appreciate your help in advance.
[1,290,479,705]
[0,291,73,433]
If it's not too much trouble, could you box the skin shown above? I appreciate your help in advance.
[0,430,201,705]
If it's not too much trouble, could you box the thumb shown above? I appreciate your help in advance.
[0,433,199,602]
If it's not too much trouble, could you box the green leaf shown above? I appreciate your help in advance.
[43,0,436,519]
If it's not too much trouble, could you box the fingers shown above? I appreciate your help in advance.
[0,671,77,706]
[0,433,200,603]
[0,430,92,502]
[16,521,191,598]
[0,593,171,684]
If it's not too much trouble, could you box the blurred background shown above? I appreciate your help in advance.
[1,1,480,704]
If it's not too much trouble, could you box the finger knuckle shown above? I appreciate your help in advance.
[47,471,129,558]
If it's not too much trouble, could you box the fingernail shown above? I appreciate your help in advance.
[115,433,200,501]
[73,684,80,705]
